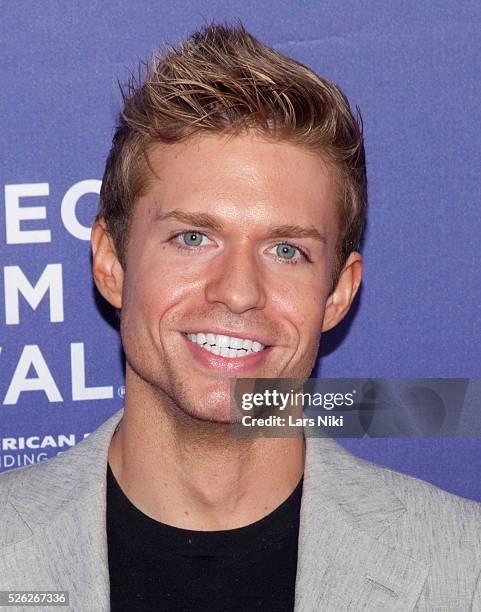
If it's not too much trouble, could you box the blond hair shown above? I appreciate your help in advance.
[98,23,367,286]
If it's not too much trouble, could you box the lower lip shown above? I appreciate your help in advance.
[183,335,273,374]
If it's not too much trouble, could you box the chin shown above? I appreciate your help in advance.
[179,402,236,425]
[173,386,237,425]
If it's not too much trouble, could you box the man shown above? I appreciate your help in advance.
[1,23,481,612]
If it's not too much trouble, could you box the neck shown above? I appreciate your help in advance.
[108,373,305,531]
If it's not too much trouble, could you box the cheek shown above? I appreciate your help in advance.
[270,268,329,332]
[121,255,206,330]
[120,275,165,343]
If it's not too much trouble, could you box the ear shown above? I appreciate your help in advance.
[91,219,124,309]
[322,252,363,332]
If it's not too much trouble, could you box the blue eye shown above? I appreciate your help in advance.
[276,243,298,260]
[181,231,205,247]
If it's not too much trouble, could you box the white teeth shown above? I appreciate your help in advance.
[217,335,230,348]
[185,332,266,359]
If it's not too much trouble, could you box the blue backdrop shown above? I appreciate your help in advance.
[1,2,480,499]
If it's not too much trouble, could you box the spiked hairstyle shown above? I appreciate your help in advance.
[97,23,367,288]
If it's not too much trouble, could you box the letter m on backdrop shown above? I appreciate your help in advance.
[4,264,64,324]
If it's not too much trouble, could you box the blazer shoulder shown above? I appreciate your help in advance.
[357,453,481,570]
[0,408,123,488]
[0,409,123,535]
[0,428,94,493]
[358,455,481,607]
[312,436,481,519]
[325,439,481,513]
[0,435,92,540]
[370,457,481,519]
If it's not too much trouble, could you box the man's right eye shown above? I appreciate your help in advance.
[172,231,212,249]
[182,231,204,246]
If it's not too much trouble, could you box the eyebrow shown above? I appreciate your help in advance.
[153,209,223,232]
[153,209,326,244]
[266,224,327,244]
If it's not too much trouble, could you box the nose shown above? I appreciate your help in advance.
[204,245,267,314]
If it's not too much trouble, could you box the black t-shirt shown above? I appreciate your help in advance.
[106,463,302,612]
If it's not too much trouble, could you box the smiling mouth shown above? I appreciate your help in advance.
[184,332,267,358]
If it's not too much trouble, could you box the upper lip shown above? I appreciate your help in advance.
[183,327,272,346]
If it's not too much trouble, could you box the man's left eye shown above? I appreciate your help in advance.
[272,243,304,261]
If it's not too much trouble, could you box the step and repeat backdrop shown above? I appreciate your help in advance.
[1,2,480,498]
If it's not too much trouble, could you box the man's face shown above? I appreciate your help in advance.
[118,132,340,422]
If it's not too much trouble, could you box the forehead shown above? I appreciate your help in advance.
[138,132,338,233]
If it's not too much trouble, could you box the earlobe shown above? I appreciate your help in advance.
[322,252,362,332]
[91,219,124,309]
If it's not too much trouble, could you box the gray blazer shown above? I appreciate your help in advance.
[1,408,481,611]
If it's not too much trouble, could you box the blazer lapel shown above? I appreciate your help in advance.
[0,409,124,612]
[294,435,429,611]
